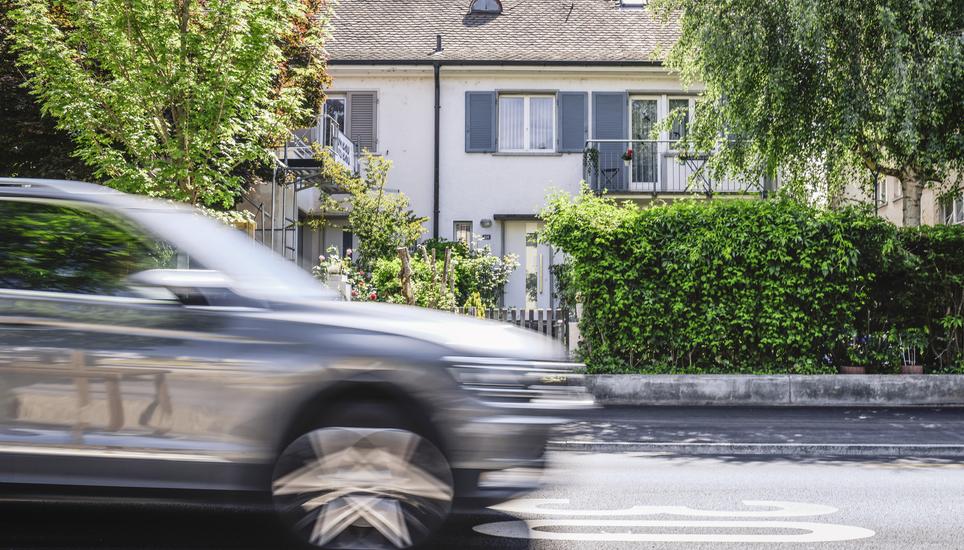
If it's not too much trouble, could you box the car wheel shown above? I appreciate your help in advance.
[272,415,453,549]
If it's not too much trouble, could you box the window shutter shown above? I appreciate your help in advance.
[465,91,497,153]
[592,92,629,188]
[347,91,377,151]
[557,92,588,153]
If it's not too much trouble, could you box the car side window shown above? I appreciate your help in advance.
[0,199,180,296]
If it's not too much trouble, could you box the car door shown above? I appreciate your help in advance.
[0,197,273,489]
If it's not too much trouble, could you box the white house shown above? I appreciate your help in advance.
[278,0,767,308]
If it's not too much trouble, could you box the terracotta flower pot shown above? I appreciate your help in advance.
[901,364,924,375]
[838,365,867,375]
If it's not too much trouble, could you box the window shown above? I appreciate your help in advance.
[668,98,691,142]
[0,200,181,295]
[944,195,964,225]
[470,0,502,14]
[454,221,473,245]
[498,95,555,152]
[875,179,888,205]
[323,95,346,146]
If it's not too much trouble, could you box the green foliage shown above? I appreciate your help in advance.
[422,239,518,308]
[7,0,330,208]
[313,151,426,270]
[0,0,93,180]
[464,291,485,316]
[371,256,456,310]
[871,225,964,373]
[651,0,964,224]
[542,188,901,374]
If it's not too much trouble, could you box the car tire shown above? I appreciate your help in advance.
[272,403,453,549]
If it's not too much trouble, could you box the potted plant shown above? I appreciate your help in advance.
[839,333,869,374]
[898,328,927,374]
[839,332,899,374]
[621,147,633,166]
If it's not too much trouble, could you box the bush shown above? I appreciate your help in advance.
[421,238,518,307]
[542,189,902,374]
[370,255,456,310]
[872,226,964,373]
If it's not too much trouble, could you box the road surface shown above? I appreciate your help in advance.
[3,407,963,549]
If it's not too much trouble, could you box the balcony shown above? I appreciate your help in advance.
[275,115,360,176]
[583,139,769,197]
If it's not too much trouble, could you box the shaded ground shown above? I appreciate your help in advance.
[551,406,964,445]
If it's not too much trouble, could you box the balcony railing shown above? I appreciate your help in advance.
[276,114,359,175]
[583,139,767,196]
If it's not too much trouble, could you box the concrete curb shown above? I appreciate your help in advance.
[587,374,964,407]
[547,440,964,458]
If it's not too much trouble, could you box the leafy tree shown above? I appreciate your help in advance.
[0,0,92,179]
[652,0,963,225]
[7,0,330,208]
[313,150,427,270]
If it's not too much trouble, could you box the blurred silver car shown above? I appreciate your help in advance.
[0,179,590,549]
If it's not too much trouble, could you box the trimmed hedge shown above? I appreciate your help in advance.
[543,190,963,374]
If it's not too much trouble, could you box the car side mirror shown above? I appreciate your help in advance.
[127,269,237,306]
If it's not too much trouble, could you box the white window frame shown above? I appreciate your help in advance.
[497,94,556,153]
[322,94,347,146]
[944,195,964,225]
[875,178,888,206]
[454,221,473,244]
[667,96,695,147]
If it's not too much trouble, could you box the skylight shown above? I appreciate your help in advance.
[470,0,502,14]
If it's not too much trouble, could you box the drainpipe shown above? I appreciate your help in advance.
[433,61,441,239]
[432,34,442,239]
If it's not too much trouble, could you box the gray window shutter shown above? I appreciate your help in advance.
[592,92,629,188]
[557,92,588,153]
[465,91,496,153]
[347,91,377,151]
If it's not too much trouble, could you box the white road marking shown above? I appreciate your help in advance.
[492,499,838,518]
[476,499,874,543]
[473,519,876,542]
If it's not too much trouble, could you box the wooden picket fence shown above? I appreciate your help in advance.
[454,307,571,345]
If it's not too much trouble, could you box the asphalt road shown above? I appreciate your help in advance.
[3,407,964,549]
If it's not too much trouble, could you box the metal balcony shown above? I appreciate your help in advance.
[583,139,768,197]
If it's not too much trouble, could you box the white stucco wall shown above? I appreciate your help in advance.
[845,176,945,227]
[327,64,694,250]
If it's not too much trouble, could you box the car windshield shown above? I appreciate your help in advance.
[130,205,336,303]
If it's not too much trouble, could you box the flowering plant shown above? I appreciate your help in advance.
[312,246,380,302]
[621,148,633,162]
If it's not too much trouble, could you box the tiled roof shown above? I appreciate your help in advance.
[326,0,680,64]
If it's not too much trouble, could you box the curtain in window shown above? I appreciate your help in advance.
[499,97,524,150]
[529,97,554,150]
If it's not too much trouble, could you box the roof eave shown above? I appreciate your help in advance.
[327,58,664,67]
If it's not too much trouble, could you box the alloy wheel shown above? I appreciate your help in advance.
[272,427,453,549]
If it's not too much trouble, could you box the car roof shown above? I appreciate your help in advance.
[0,178,180,211]
[0,178,120,196]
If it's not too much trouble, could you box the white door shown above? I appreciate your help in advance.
[503,221,551,309]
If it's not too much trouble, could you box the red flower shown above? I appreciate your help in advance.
[351,289,359,298]
[369,292,377,301]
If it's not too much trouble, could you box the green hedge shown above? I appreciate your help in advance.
[542,190,964,374]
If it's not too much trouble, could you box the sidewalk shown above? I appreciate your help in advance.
[549,406,964,457]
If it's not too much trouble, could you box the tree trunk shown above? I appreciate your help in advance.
[899,170,925,227]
